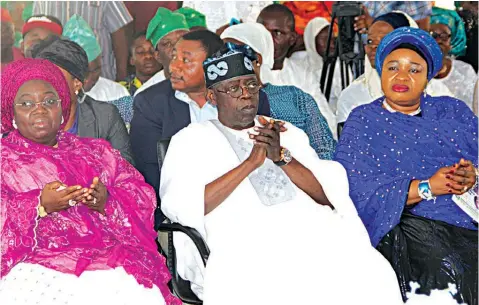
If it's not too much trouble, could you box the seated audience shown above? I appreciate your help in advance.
[120,31,162,96]
[31,36,134,164]
[63,15,134,126]
[1,8,24,71]
[21,14,62,57]
[337,12,452,125]
[221,22,336,160]
[135,8,190,96]
[335,27,478,304]
[430,6,477,110]
[160,47,403,304]
[257,4,336,138]
[130,30,271,226]
[176,7,207,31]
[0,58,180,305]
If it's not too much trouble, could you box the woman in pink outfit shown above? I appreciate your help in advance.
[0,58,181,305]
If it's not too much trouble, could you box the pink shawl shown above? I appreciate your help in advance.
[1,130,181,305]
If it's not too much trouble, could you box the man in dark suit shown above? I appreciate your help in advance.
[131,31,270,226]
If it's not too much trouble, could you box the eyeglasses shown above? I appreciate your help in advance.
[225,42,258,61]
[430,31,451,41]
[14,98,61,111]
[215,82,261,98]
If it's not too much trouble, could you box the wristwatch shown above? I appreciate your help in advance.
[274,147,293,167]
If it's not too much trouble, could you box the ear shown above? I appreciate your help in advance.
[73,78,83,93]
[288,31,297,47]
[20,41,25,55]
[129,54,135,66]
[207,89,217,106]
[257,53,263,65]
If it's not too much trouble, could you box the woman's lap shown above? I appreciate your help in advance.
[0,263,166,305]
[377,213,478,304]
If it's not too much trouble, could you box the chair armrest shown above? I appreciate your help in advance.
[158,223,210,265]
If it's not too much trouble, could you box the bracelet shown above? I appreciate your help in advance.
[418,180,436,202]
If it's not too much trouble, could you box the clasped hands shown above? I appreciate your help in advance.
[40,177,108,215]
[429,159,477,196]
[245,116,286,169]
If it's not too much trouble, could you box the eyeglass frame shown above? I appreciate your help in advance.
[214,80,262,98]
[14,98,62,111]
[429,31,452,41]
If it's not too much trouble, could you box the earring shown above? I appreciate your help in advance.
[12,119,17,129]
[75,90,79,95]
[61,116,64,124]
[256,62,261,67]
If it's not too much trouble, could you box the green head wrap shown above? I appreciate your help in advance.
[176,7,207,29]
[62,15,101,63]
[146,8,189,47]
[431,7,467,57]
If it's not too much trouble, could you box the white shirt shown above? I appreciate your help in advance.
[434,59,477,110]
[134,70,166,97]
[86,77,130,102]
[175,90,218,123]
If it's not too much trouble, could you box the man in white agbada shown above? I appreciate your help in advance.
[255,4,337,139]
[336,11,452,124]
[160,47,403,305]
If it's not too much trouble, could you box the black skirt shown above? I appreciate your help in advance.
[377,213,478,305]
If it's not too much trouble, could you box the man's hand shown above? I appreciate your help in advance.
[354,5,374,34]
[249,116,283,162]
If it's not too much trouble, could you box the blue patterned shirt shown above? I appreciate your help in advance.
[262,84,336,160]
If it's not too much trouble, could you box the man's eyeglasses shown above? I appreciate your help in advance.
[215,82,261,98]
[430,31,451,41]
[225,42,258,61]
[15,98,61,111]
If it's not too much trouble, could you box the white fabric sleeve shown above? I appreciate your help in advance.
[160,127,209,300]
[283,124,371,244]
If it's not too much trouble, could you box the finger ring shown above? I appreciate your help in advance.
[93,197,97,205]
[68,199,75,207]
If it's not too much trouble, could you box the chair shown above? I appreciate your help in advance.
[156,139,210,305]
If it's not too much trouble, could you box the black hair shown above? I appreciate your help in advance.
[181,30,224,57]
[26,14,63,28]
[371,12,410,29]
[258,4,295,32]
[392,43,429,74]
[130,31,148,56]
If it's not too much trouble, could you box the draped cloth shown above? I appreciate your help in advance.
[0,130,181,305]
[334,95,478,247]
[160,117,403,304]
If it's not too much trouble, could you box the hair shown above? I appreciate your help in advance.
[181,30,224,57]
[392,43,429,74]
[258,4,295,32]
[372,12,410,30]
[26,14,63,28]
[130,31,147,56]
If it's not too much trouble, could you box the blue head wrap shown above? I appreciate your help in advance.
[372,12,410,29]
[430,7,467,57]
[376,27,443,81]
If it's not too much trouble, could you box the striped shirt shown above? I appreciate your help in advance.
[33,1,133,80]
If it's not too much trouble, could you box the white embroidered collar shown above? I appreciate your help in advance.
[383,99,421,116]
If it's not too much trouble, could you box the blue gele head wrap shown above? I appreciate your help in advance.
[376,27,443,81]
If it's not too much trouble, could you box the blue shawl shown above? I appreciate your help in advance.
[335,95,478,246]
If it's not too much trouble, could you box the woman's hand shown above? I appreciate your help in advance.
[82,177,108,214]
[430,159,477,196]
[40,181,87,214]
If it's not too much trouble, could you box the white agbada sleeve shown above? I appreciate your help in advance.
[282,123,371,243]
[160,125,209,299]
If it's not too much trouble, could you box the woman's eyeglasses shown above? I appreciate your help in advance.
[430,31,451,41]
[215,82,261,98]
[14,98,61,111]
[225,42,258,61]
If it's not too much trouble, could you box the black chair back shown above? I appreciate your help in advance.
[156,139,203,305]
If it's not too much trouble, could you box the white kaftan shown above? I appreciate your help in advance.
[160,117,403,305]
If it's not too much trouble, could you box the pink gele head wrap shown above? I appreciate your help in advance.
[1,58,72,134]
